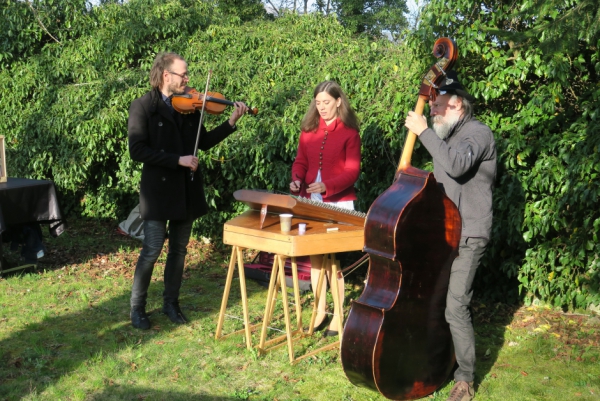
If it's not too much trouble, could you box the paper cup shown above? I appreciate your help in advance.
[298,223,307,235]
[279,214,292,232]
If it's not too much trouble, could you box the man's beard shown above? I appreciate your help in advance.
[432,114,460,140]
[169,81,186,95]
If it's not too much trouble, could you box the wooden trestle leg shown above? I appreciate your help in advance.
[257,253,344,363]
[215,246,260,349]
[292,253,343,363]
[217,247,344,362]
[258,255,305,363]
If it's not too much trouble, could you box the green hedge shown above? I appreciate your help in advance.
[1,2,425,224]
[1,0,598,309]
[414,0,600,308]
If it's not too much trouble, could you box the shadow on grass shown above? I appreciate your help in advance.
[45,218,144,268]
[0,217,273,400]
[0,287,242,400]
[1,218,144,279]
[0,291,144,397]
[87,386,243,400]
[0,215,526,400]
[472,301,520,391]
[343,248,522,397]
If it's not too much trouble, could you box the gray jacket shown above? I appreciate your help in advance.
[419,118,496,239]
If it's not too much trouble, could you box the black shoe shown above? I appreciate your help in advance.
[314,315,331,332]
[162,302,188,324]
[130,307,151,330]
[323,329,339,337]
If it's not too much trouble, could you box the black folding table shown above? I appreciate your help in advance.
[0,178,65,274]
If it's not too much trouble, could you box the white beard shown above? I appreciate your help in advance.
[432,114,460,140]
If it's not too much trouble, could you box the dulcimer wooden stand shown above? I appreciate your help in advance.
[215,190,366,363]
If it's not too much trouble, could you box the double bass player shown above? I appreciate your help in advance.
[405,70,496,401]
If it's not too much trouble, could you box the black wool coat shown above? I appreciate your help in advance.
[128,88,236,221]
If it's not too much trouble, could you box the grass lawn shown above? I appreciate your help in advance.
[0,218,599,400]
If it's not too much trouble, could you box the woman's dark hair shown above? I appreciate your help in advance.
[300,81,359,132]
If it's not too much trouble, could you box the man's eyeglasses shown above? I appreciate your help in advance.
[168,70,189,79]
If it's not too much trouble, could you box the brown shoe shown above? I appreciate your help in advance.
[446,381,474,401]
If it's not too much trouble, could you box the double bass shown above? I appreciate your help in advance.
[340,38,462,400]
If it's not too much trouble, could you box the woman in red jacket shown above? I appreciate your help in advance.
[290,81,361,336]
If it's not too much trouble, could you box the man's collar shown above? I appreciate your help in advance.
[445,116,470,140]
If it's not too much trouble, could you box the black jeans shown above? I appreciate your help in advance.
[130,218,194,308]
[445,236,488,383]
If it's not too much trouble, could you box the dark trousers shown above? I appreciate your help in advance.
[445,236,488,383]
[130,218,194,308]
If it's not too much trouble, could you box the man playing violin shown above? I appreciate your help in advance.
[405,70,496,401]
[128,52,249,330]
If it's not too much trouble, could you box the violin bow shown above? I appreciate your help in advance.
[191,69,212,181]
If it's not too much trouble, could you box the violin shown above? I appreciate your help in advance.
[172,87,258,116]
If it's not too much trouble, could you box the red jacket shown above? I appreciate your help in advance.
[291,118,361,202]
